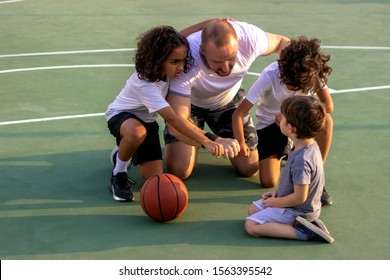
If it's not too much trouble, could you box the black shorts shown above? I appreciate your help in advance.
[164,89,258,150]
[257,123,288,160]
[107,112,162,166]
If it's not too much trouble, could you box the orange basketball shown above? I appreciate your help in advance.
[140,173,188,222]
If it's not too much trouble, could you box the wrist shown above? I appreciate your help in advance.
[204,132,218,141]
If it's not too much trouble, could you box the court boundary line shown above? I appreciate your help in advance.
[1,45,389,126]
[0,64,134,74]
[0,0,24,4]
[1,83,389,126]
[0,45,389,59]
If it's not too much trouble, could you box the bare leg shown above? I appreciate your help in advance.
[229,150,259,177]
[118,118,147,162]
[139,160,163,181]
[258,155,281,188]
[164,141,198,180]
[245,220,297,239]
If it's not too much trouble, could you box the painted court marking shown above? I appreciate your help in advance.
[0,46,389,126]
[0,0,24,4]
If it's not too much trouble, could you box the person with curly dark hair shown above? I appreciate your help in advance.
[232,36,334,205]
[105,25,239,202]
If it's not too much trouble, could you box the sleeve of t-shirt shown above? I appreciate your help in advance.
[291,157,312,185]
[231,21,270,57]
[139,83,170,113]
[245,70,272,105]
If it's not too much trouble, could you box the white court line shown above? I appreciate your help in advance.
[0,113,105,126]
[329,85,390,94]
[322,46,390,50]
[0,48,136,58]
[0,85,389,126]
[0,45,388,59]
[0,0,24,4]
[0,64,134,74]
[0,46,389,126]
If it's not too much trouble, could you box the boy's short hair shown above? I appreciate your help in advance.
[281,95,326,139]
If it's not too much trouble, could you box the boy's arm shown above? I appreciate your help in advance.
[262,184,309,208]
[232,99,253,157]
[316,87,334,113]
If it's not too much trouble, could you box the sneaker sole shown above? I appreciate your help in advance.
[312,219,330,235]
[108,183,134,202]
[296,216,334,243]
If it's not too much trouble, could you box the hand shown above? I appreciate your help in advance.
[215,137,241,159]
[262,196,276,207]
[262,190,276,200]
[237,142,250,157]
[203,141,225,158]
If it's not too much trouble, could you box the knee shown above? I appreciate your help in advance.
[164,155,192,180]
[259,176,278,188]
[244,220,257,237]
[166,165,191,180]
[122,126,147,146]
[234,162,259,177]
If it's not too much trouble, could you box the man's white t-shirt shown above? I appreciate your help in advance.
[169,21,269,110]
[105,72,170,123]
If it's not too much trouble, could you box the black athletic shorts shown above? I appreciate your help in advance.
[107,112,162,166]
[164,88,258,150]
[257,122,288,160]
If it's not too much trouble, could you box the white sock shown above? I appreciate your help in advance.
[113,154,131,175]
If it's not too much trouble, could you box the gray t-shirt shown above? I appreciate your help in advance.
[277,141,324,221]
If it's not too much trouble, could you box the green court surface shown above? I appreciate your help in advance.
[0,0,389,261]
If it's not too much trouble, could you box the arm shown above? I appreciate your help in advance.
[262,184,309,208]
[180,18,237,37]
[158,106,224,157]
[316,87,334,113]
[166,92,240,158]
[232,99,253,157]
[262,32,290,57]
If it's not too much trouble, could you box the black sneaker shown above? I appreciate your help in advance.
[321,187,333,205]
[295,216,334,243]
[109,172,135,202]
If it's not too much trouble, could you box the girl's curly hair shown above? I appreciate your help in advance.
[278,36,333,94]
[134,26,194,82]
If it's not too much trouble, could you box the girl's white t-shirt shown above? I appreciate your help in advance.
[105,72,170,123]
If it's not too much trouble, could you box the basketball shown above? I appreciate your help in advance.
[140,173,188,222]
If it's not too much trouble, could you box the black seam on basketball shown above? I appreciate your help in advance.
[166,175,180,218]
[157,175,165,221]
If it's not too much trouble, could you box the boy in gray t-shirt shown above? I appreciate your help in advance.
[245,95,334,243]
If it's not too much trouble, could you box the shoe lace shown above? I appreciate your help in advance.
[116,173,137,190]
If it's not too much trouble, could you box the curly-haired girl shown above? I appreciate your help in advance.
[232,36,334,205]
[105,25,238,202]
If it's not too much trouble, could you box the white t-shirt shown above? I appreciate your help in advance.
[245,62,327,130]
[169,21,269,110]
[105,72,170,123]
